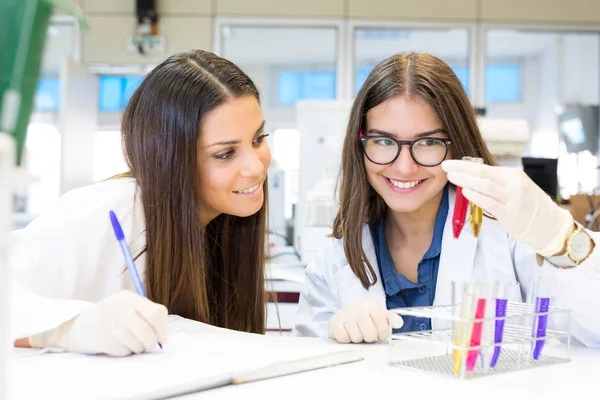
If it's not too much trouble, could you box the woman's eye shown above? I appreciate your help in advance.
[374,138,394,146]
[253,133,269,146]
[420,139,439,146]
[214,151,234,160]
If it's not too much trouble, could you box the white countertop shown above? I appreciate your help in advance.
[182,338,600,400]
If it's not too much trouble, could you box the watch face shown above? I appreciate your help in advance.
[570,232,592,261]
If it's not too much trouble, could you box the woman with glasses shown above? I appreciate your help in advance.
[295,53,600,347]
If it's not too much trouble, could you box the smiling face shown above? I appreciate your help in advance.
[197,95,271,225]
[364,95,452,215]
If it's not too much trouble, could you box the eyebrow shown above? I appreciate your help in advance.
[367,128,447,139]
[206,120,266,148]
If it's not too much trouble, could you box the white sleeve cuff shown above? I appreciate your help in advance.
[9,283,93,343]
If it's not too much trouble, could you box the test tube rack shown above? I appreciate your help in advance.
[388,301,571,379]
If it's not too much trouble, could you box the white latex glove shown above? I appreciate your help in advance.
[442,160,573,257]
[328,299,404,343]
[29,291,168,356]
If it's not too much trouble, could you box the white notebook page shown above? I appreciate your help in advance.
[9,316,360,400]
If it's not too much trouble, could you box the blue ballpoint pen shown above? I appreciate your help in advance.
[109,210,162,349]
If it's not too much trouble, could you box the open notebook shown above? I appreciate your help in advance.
[8,315,362,399]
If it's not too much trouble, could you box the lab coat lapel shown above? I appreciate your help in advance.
[334,225,386,308]
[434,186,478,310]
[363,226,386,306]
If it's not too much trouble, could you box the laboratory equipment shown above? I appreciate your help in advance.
[305,172,338,227]
[389,281,571,379]
[527,276,555,361]
[267,160,286,245]
[470,201,483,238]
[558,105,599,155]
[522,157,559,201]
[477,117,530,168]
[451,284,475,376]
[462,157,483,237]
[490,283,513,368]
[452,157,483,239]
[466,296,487,371]
[294,100,352,262]
[452,186,468,238]
[532,297,550,360]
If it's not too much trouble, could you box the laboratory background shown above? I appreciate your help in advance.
[13,0,600,334]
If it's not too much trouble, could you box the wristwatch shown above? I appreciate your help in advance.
[546,221,595,268]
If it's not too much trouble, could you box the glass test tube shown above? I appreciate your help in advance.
[529,277,553,361]
[451,281,476,377]
[462,156,483,237]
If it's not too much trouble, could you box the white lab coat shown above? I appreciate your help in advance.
[8,178,147,341]
[295,187,600,347]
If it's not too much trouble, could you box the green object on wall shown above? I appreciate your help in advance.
[0,0,87,165]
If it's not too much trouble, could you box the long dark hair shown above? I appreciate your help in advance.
[333,52,496,289]
[121,50,268,333]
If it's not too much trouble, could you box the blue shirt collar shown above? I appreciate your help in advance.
[370,184,449,296]
[375,216,419,295]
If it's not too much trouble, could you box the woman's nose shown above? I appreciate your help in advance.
[241,150,266,178]
[392,145,420,174]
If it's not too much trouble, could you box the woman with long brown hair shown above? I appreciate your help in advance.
[10,50,271,355]
[295,52,600,348]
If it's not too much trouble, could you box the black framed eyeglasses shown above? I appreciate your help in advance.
[360,135,453,167]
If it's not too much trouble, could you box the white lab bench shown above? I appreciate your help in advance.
[181,339,600,399]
